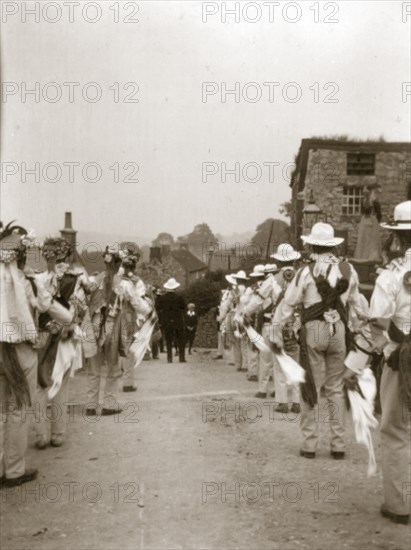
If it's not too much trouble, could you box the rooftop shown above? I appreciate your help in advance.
[170,249,207,272]
[299,138,410,152]
[290,138,411,189]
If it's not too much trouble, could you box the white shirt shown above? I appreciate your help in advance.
[243,274,282,317]
[218,288,235,324]
[274,253,366,327]
[369,249,411,336]
[116,278,151,318]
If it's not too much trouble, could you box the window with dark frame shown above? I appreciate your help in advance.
[342,186,363,215]
[346,152,375,175]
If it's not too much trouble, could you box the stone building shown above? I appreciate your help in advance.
[138,245,207,290]
[290,139,411,255]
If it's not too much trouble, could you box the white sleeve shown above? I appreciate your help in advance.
[276,268,307,320]
[123,282,152,317]
[369,270,397,322]
[346,264,369,320]
[271,270,305,343]
[29,276,53,313]
[218,293,233,322]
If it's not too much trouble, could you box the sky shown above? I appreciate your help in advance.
[1,0,410,243]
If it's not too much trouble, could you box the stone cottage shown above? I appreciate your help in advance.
[290,138,411,255]
[138,245,207,290]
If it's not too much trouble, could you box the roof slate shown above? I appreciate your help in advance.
[170,249,207,272]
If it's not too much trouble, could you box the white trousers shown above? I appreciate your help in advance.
[0,343,38,479]
[86,351,122,409]
[121,355,135,387]
[380,365,411,516]
[34,373,70,440]
[258,324,274,393]
[233,337,248,370]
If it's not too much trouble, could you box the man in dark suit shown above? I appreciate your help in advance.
[156,278,186,363]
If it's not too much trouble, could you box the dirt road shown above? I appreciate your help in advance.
[1,351,410,549]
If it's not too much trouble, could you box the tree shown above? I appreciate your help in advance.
[251,218,290,259]
[178,223,219,261]
[182,223,218,247]
[279,201,292,219]
[152,232,174,247]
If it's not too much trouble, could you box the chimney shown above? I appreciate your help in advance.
[150,246,162,263]
[60,212,77,262]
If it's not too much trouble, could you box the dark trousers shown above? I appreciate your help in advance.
[165,327,185,362]
[185,328,196,352]
[151,339,159,359]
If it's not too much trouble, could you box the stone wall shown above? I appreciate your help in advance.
[302,148,410,255]
[193,309,218,348]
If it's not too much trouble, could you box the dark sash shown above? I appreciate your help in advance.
[37,272,78,387]
[299,262,353,406]
[387,321,411,404]
[299,324,318,407]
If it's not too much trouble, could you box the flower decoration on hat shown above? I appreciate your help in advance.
[121,254,139,275]
[42,236,72,263]
[20,229,37,249]
[0,221,37,264]
[106,243,127,258]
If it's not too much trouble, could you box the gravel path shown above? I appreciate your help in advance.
[1,350,409,549]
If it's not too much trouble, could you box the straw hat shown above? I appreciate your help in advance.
[380,200,411,230]
[263,263,278,273]
[232,270,249,282]
[163,277,180,290]
[225,273,237,285]
[271,243,301,262]
[249,264,266,278]
[301,222,344,247]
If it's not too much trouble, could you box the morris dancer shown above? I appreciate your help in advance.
[217,275,237,365]
[117,254,153,374]
[86,246,151,415]
[273,223,366,459]
[245,265,266,382]
[230,271,249,372]
[0,222,52,486]
[214,291,226,360]
[122,266,148,392]
[270,244,302,413]
[367,200,411,525]
[240,263,281,398]
[35,237,89,449]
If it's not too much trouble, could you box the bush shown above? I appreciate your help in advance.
[184,278,224,317]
